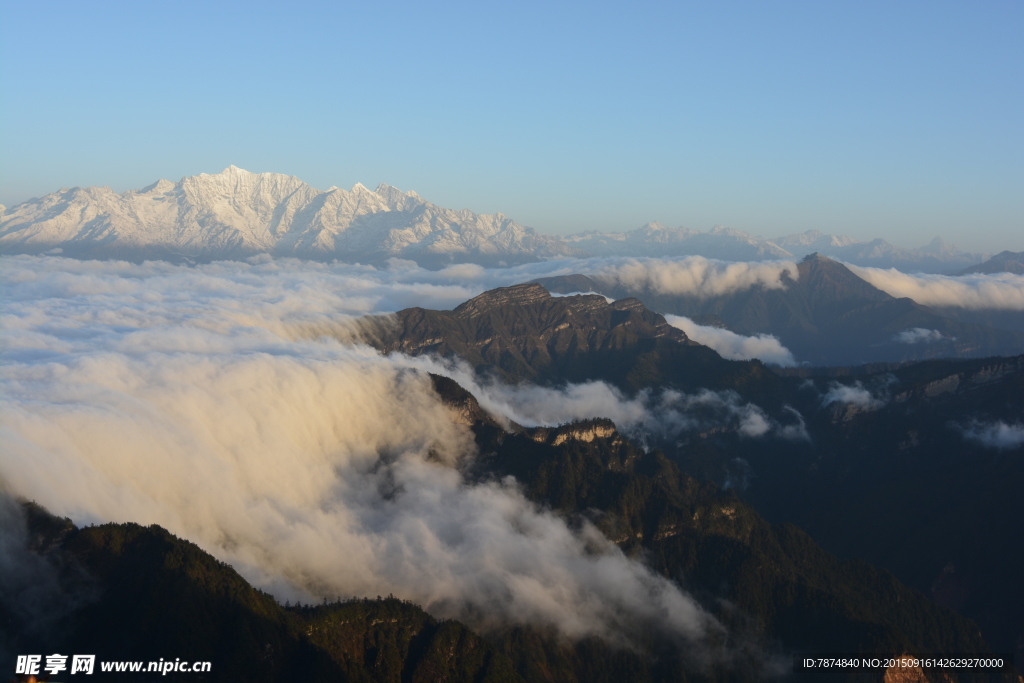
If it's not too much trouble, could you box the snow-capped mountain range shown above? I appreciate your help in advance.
[0,167,990,271]
[0,166,577,266]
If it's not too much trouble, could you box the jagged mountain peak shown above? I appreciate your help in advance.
[137,178,176,194]
[796,252,885,294]
[375,182,420,198]
[800,251,831,263]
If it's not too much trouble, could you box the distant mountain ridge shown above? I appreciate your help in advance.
[959,250,1024,275]
[563,222,794,261]
[0,167,993,271]
[0,166,579,266]
[775,232,987,273]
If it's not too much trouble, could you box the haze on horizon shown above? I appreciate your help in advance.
[1,0,1021,252]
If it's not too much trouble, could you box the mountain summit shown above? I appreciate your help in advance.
[0,167,578,266]
[367,283,782,393]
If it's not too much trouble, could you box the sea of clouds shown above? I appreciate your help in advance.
[0,254,741,653]
[3,252,1019,651]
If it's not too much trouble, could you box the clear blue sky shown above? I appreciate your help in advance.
[1,0,1021,250]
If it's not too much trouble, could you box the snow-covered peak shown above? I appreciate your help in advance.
[137,178,176,194]
[707,224,761,242]
[920,236,960,256]
[376,182,420,199]
[774,230,862,255]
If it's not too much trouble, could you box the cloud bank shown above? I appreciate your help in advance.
[847,265,1024,310]
[585,256,799,297]
[1,255,727,651]
[664,315,797,366]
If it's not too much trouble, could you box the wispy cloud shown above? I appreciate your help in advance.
[821,381,886,410]
[958,421,1024,450]
[893,328,947,344]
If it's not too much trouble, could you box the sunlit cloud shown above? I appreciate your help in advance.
[664,315,797,366]
[847,265,1024,310]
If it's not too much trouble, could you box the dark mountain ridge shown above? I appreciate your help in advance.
[633,351,1024,670]
[1,501,522,683]
[368,282,785,400]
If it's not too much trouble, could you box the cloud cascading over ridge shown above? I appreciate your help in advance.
[847,265,1024,310]
[1,254,732,651]
[664,314,797,366]
[387,358,809,444]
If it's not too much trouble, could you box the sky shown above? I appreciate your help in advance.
[1,0,1021,251]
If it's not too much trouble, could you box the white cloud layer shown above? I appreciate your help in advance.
[848,265,1024,310]
[586,256,799,297]
[1,255,733,650]
[664,315,797,366]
